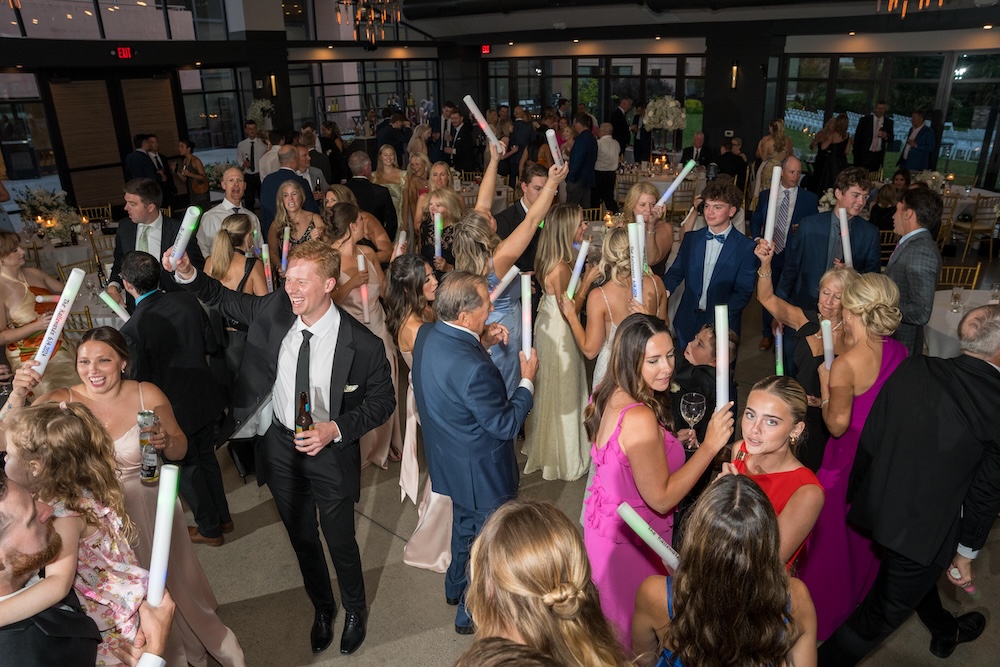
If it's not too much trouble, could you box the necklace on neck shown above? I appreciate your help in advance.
[815,319,844,338]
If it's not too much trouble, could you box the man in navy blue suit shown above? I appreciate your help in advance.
[664,181,757,350]
[412,271,537,635]
[897,110,935,172]
[566,114,598,207]
[777,167,881,314]
[750,156,818,351]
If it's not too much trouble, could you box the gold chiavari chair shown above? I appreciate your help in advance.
[953,195,998,261]
[64,306,93,341]
[461,192,478,210]
[159,206,172,219]
[669,178,697,221]
[78,204,112,222]
[616,172,638,208]
[460,170,483,183]
[581,207,604,222]
[880,229,898,266]
[57,259,98,282]
[505,188,519,207]
[23,242,41,269]
[936,221,953,252]
[90,231,115,265]
[938,263,981,290]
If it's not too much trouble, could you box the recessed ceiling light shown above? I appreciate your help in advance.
[327,45,333,49]
[655,36,661,40]
[849,31,856,35]
[985,24,994,30]
[508,41,514,46]
[195,61,201,66]
[573,39,579,43]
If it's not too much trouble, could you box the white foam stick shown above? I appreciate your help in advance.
[617,502,680,572]
[627,223,643,300]
[463,95,505,155]
[395,230,407,256]
[169,206,200,270]
[715,305,730,409]
[146,464,179,607]
[357,255,370,324]
[281,225,291,273]
[32,268,84,375]
[260,243,274,293]
[655,159,698,207]
[34,294,60,303]
[636,214,647,273]
[99,290,131,323]
[763,166,782,242]
[566,239,590,299]
[490,264,520,303]
[837,208,853,269]
[545,129,563,167]
[521,274,532,359]
[821,319,835,370]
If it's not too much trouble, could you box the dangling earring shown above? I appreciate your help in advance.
[789,433,799,447]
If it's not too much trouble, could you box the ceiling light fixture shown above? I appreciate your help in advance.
[334,0,401,46]
[880,0,943,19]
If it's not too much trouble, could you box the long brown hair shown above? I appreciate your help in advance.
[662,475,799,667]
[534,204,579,294]
[584,313,674,439]
[384,254,435,342]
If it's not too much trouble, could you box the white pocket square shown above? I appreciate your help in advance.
[344,384,359,393]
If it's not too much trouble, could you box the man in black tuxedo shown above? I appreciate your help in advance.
[259,144,320,238]
[819,305,1000,665]
[428,100,456,163]
[124,133,157,181]
[0,470,102,666]
[681,132,714,168]
[715,139,748,186]
[375,113,412,167]
[302,129,333,185]
[120,251,230,546]
[346,151,398,241]
[444,108,478,174]
[494,162,549,274]
[106,178,205,313]
[171,240,394,656]
[853,101,893,173]
[505,105,534,186]
[610,96,632,154]
[145,134,176,208]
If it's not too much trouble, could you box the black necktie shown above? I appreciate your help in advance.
[249,142,255,171]
[153,154,163,170]
[295,330,313,412]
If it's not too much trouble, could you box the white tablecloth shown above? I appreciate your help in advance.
[460,183,511,215]
[646,172,708,199]
[25,239,94,277]
[924,289,992,358]
[75,274,122,330]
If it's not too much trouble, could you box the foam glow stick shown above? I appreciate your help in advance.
[34,294,60,303]
[462,94,505,155]
[490,264,520,303]
[566,239,590,299]
[169,206,200,270]
[821,319,834,370]
[715,305,730,409]
[434,212,443,258]
[949,567,979,598]
[545,129,563,167]
[837,208,853,269]
[655,159,697,207]
[775,328,784,376]
[763,166,782,242]
[32,268,84,375]
[617,502,680,572]
[281,225,291,273]
[99,290,131,323]
[395,230,407,256]
[636,214,647,273]
[146,464,179,607]
[357,255,370,323]
[627,223,643,300]
[260,243,274,293]
[521,274,532,359]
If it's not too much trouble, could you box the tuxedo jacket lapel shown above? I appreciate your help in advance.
[328,311,355,417]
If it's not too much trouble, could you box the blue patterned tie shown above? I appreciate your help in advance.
[705,230,726,244]
[774,189,790,254]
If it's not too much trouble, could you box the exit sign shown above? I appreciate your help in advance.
[117,46,133,59]
[481,44,490,54]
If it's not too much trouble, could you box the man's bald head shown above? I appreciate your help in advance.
[278,144,299,169]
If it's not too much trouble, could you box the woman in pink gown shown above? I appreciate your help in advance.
[798,273,907,639]
[582,314,734,654]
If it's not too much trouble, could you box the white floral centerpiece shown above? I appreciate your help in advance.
[817,188,837,212]
[12,186,82,242]
[911,170,944,186]
[246,99,274,129]
[205,161,239,191]
[643,96,687,131]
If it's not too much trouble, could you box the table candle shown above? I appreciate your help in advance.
[617,502,680,572]
[655,159,697,207]
[566,239,590,299]
[34,294,60,303]
[434,212,443,258]
[260,243,274,293]
[462,95,505,155]
[837,208,853,269]
[490,265,520,303]
[627,223,643,300]
[281,225,291,273]
[99,290,131,323]
[146,464,179,607]
[763,165,782,243]
[169,206,200,270]
[775,328,784,376]
[545,129,563,167]
[521,274,532,359]
[715,305,730,409]
[357,255,370,323]
[32,268,84,375]
[821,319,835,369]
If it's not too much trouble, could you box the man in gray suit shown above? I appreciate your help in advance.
[885,187,942,356]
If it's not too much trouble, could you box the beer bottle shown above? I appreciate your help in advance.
[295,391,313,433]
[138,410,159,484]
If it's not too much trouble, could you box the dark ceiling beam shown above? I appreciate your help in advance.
[403,0,829,21]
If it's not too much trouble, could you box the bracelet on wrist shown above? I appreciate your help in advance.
[821,399,829,407]
[757,270,772,278]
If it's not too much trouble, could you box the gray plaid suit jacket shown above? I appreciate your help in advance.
[885,228,941,356]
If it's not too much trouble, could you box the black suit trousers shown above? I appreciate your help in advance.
[261,421,366,614]
[818,548,957,667]
[169,421,231,537]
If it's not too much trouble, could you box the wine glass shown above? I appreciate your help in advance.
[679,392,707,451]
[950,286,965,313]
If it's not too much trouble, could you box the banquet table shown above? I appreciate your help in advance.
[74,274,123,330]
[458,182,511,215]
[24,238,95,278]
[924,289,993,358]
[645,171,708,199]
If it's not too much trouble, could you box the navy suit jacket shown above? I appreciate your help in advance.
[776,211,881,310]
[749,187,819,242]
[663,226,758,347]
[568,130,598,188]
[124,150,157,182]
[259,168,320,237]
[897,125,935,171]
[412,321,532,511]
[346,177,398,240]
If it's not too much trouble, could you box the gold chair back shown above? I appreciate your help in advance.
[23,243,41,269]
[669,178,697,220]
[64,306,93,340]
[90,232,115,264]
[581,207,604,222]
[954,195,999,261]
[57,259,98,282]
[880,229,898,265]
[78,204,112,221]
[938,263,981,290]
[460,171,483,183]
[159,206,172,219]
[616,172,638,207]
[936,221,953,251]
[505,188,519,207]
[461,192,478,210]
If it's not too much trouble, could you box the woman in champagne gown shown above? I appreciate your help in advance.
[7,326,246,667]
[325,202,403,467]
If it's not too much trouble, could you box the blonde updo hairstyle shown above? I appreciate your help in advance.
[466,499,630,667]
[452,209,500,276]
[841,272,902,337]
[598,227,632,286]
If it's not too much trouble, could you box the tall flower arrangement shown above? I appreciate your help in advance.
[643,96,687,131]
[12,186,82,242]
[246,99,274,129]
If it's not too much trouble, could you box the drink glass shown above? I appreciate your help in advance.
[950,286,965,313]
[679,392,707,451]
[138,410,159,484]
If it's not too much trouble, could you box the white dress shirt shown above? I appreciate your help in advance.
[870,115,883,152]
[197,199,262,257]
[699,224,733,310]
[273,300,342,429]
[595,135,621,171]
[258,146,282,180]
[236,137,267,175]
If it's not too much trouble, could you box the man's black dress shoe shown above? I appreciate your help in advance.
[455,623,475,635]
[929,611,986,658]
[340,609,368,654]
[446,596,460,606]
[311,609,336,654]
